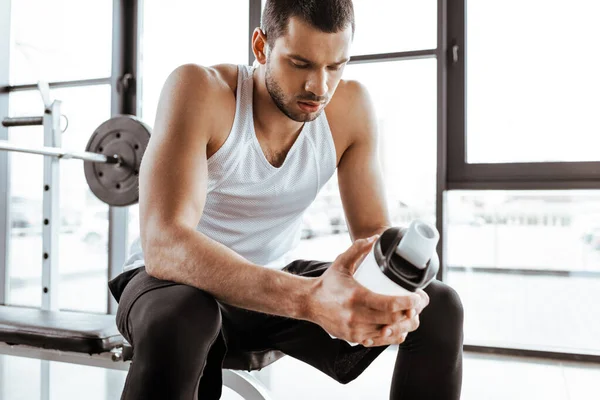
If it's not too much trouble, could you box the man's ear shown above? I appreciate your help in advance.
[251,28,269,65]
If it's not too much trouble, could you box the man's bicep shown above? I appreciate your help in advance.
[138,65,231,244]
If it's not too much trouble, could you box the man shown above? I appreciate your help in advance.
[109,0,463,398]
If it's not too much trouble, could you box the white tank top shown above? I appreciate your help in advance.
[123,64,337,271]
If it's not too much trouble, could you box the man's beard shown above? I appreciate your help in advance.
[265,61,325,122]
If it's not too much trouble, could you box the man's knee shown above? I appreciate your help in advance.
[130,285,222,350]
[426,281,463,321]
[421,281,464,345]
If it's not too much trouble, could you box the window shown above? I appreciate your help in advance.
[343,60,437,225]
[466,0,600,163]
[260,0,437,57]
[351,0,437,56]
[140,0,249,126]
[6,85,111,312]
[8,0,112,85]
[446,190,600,353]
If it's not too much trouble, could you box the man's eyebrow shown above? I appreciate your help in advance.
[288,54,314,64]
[288,54,350,66]
[333,57,351,65]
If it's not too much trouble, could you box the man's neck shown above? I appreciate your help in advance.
[252,66,304,143]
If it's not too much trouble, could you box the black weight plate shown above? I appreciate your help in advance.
[84,115,151,206]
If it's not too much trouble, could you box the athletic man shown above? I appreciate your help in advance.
[109,1,463,398]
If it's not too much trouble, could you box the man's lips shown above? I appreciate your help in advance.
[298,101,323,112]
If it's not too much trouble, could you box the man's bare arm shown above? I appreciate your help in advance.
[336,81,392,241]
[139,64,313,320]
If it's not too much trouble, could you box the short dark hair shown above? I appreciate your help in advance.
[261,0,355,47]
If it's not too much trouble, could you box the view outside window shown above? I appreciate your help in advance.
[466,0,600,163]
[446,190,600,353]
[259,0,437,56]
[351,0,437,55]
[8,0,112,84]
[139,0,249,127]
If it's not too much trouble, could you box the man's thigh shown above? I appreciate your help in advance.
[220,259,389,384]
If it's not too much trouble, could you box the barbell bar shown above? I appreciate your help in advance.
[0,140,120,164]
[2,116,44,127]
[0,114,151,206]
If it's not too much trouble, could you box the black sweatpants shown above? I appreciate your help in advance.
[108,259,463,399]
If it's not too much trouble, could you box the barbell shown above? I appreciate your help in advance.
[0,115,151,207]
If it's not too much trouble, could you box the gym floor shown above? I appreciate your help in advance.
[1,350,598,399]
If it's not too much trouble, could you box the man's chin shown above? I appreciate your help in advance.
[288,109,323,123]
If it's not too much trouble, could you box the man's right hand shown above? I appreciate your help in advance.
[307,236,429,347]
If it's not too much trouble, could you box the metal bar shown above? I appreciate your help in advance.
[112,0,138,117]
[0,0,12,307]
[0,342,130,371]
[249,0,262,65]
[436,0,448,282]
[107,0,140,314]
[41,360,50,400]
[0,353,4,400]
[0,140,118,164]
[2,116,44,127]
[446,0,466,186]
[41,102,61,311]
[222,370,275,400]
[108,206,127,314]
[447,179,600,191]
[464,344,600,364]
[451,161,600,186]
[0,77,112,94]
[448,265,600,279]
[349,49,437,65]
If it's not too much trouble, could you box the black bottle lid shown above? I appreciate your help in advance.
[373,227,440,292]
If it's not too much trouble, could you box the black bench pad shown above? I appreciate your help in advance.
[0,306,123,354]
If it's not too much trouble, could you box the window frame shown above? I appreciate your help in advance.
[447,0,600,190]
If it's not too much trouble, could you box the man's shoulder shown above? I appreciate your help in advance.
[169,63,238,97]
[326,79,374,137]
[333,79,370,102]
[210,63,239,94]
[165,64,239,151]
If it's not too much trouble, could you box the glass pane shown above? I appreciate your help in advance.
[447,190,600,353]
[351,0,437,56]
[288,59,437,262]
[9,0,112,85]
[141,0,249,126]
[466,1,600,163]
[260,0,437,57]
[7,86,111,312]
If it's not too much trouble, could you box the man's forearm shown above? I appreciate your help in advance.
[350,224,390,242]
[143,226,315,321]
